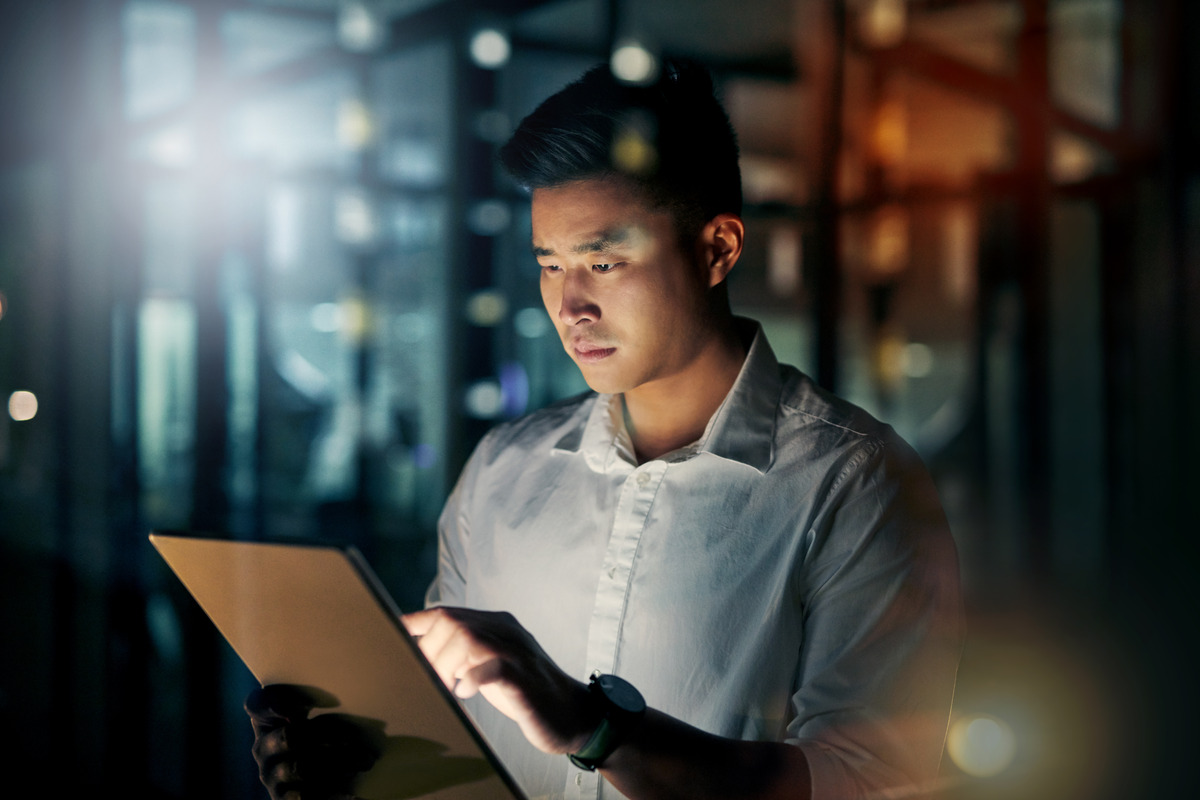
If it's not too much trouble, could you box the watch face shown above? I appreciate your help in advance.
[598,674,646,714]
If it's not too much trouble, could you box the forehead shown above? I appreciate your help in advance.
[530,178,669,251]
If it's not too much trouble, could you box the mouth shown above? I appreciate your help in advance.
[572,342,617,364]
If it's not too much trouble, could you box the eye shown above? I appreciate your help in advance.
[592,263,618,273]
[541,263,561,273]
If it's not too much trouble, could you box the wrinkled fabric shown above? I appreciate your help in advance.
[427,321,963,800]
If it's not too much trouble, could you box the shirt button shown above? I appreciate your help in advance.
[636,472,650,487]
[575,773,583,786]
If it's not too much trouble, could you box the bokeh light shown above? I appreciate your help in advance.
[8,391,39,422]
[309,302,343,333]
[469,28,510,69]
[334,188,379,246]
[337,97,374,150]
[948,714,1018,777]
[464,379,503,418]
[611,115,657,175]
[337,1,386,52]
[610,40,658,85]
[902,342,934,378]
[514,307,551,339]
[467,199,511,236]
[858,0,908,48]
[466,289,508,327]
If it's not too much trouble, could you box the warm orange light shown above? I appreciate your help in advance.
[866,205,909,278]
[858,0,907,48]
[870,97,908,166]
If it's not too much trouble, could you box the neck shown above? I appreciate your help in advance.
[621,320,747,464]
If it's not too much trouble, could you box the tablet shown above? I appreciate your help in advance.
[149,531,527,800]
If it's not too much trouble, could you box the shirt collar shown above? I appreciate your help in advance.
[554,318,780,474]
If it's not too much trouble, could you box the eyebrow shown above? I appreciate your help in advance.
[532,227,633,258]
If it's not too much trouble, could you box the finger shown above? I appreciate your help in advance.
[408,609,464,667]
[246,684,317,727]
[253,725,300,795]
[455,656,507,699]
[400,607,445,637]
[425,623,483,691]
[252,723,287,765]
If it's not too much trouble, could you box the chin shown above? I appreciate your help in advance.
[577,369,629,396]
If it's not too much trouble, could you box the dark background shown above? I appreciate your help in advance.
[1,1,1196,798]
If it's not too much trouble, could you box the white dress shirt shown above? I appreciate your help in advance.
[426,321,963,800]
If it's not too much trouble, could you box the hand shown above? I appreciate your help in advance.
[401,607,596,755]
[245,684,383,800]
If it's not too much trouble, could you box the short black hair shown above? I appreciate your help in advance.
[498,58,742,240]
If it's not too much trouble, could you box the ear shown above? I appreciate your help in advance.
[701,214,744,288]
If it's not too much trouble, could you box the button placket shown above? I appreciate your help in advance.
[575,463,665,800]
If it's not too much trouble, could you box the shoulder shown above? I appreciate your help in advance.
[769,365,933,498]
[471,390,596,465]
[775,366,892,450]
[769,370,956,589]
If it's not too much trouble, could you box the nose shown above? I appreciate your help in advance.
[556,271,600,326]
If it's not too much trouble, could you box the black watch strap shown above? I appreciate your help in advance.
[568,673,646,771]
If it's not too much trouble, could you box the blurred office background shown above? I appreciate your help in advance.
[0,0,1195,797]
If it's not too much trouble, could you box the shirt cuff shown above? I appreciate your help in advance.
[791,739,858,800]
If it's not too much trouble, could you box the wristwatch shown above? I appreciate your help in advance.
[568,672,646,771]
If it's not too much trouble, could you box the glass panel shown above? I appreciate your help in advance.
[1050,0,1122,128]
[372,197,452,523]
[122,1,196,120]
[228,69,361,171]
[259,181,354,516]
[729,215,814,376]
[138,297,196,528]
[371,42,453,187]
[142,177,196,295]
[837,201,977,454]
[223,252,259,526]
[221,8,336,77]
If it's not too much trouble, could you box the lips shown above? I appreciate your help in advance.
[572,341,616,364]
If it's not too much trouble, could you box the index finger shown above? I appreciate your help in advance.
[401,606,449,637]
[245,684,318,725]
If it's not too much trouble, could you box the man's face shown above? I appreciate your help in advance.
[532,178,715,396]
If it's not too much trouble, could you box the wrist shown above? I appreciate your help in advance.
[566,679,604,753]
[567,673,646,771]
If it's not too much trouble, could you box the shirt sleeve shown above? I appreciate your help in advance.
[423,432,492,609]
[786,434,965,799]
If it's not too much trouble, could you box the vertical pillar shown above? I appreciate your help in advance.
[447,32,499,474]
[807,0,846,392]
[183,3,230,796]
[1013,0,1052,589]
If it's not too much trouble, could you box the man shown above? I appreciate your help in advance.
[249,60,963,800]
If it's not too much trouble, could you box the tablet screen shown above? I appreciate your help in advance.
[150,531,526,800]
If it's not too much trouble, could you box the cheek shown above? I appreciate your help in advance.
[625,275,687,327]
[539,276,557,316]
